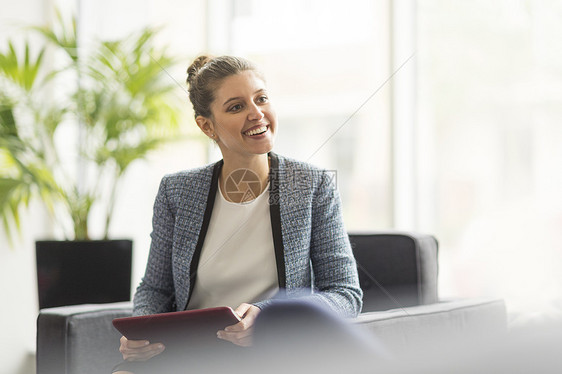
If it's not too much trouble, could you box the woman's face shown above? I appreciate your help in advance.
[200,70,277,160]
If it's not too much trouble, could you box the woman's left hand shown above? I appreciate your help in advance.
[217,303,260,347]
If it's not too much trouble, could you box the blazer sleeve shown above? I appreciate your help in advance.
[306,170,363,317]
[132,176,177,316]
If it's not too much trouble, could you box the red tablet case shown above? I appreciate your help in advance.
[112,306,241,348]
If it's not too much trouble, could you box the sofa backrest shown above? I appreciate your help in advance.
[349,231,439,312]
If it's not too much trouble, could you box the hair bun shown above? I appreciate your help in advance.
[186,55,214,86]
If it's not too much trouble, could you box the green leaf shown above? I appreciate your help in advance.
[30,8,78,62]
[0,98,18,138]
[0,39,47,91]
[0,177,30,244]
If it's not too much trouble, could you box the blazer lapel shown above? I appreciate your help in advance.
[182,160,222,310]
[268,152,287,288]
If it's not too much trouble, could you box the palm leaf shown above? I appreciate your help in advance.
[0,97,18,138]
[0,177,31,244]
[0,40,46,92]
[30,8,78,62]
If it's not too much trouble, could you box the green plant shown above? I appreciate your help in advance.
[0,12,183,242]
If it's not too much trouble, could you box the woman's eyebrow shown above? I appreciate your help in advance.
[222,96,242,107]
[222,89,267,107]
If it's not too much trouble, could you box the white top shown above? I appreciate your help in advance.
[187,181,279,310]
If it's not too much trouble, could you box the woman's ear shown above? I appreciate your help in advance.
[195,116,216,140]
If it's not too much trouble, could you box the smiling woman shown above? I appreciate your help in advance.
[111,55,363,373]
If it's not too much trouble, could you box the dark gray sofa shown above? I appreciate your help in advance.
[36,231,507,374]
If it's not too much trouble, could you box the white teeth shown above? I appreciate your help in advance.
[245,125,268,136]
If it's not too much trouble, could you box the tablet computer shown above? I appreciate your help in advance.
[112,306,241,348]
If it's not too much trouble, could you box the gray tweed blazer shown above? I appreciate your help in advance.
[133,152,363,318]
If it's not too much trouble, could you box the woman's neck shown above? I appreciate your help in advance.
[219,153,270,203]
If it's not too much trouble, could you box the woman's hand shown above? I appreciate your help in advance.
[216,303,261,347]
[119,335,165,361]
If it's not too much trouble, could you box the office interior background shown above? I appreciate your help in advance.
[1,0,561,373]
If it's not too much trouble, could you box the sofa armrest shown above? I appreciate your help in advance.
[354,298,507,354]
[37,302,133,374]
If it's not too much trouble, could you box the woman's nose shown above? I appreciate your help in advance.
[248,103,265,121]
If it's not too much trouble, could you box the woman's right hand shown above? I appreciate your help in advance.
[119,336,165,361]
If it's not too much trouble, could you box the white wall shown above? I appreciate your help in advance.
[1,2,52,372]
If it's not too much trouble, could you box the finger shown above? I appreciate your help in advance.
[124,339,151,349]
[223,319,249,332]
[121,343,164,360]
[122,343,165,361]
[217,327,253,341]
[126,349,162,362]
[218,327,253,339]
[121,341,162,354]
[126,347,163,362]
[240,305,260,324]
[225,305,260,332]
[234,303,252,319]
[120,335,152,350]
[217,328,254,347]
[121,344,161,356]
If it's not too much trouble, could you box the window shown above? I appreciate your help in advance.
[417,0,562,315]
[212,0,394,230]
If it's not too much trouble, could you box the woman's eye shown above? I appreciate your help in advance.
[229,104,243,112]
[257,96,269,103]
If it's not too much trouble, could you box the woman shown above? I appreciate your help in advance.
[114,55,362,373]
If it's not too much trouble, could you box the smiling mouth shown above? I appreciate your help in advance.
[244,125,269,136]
